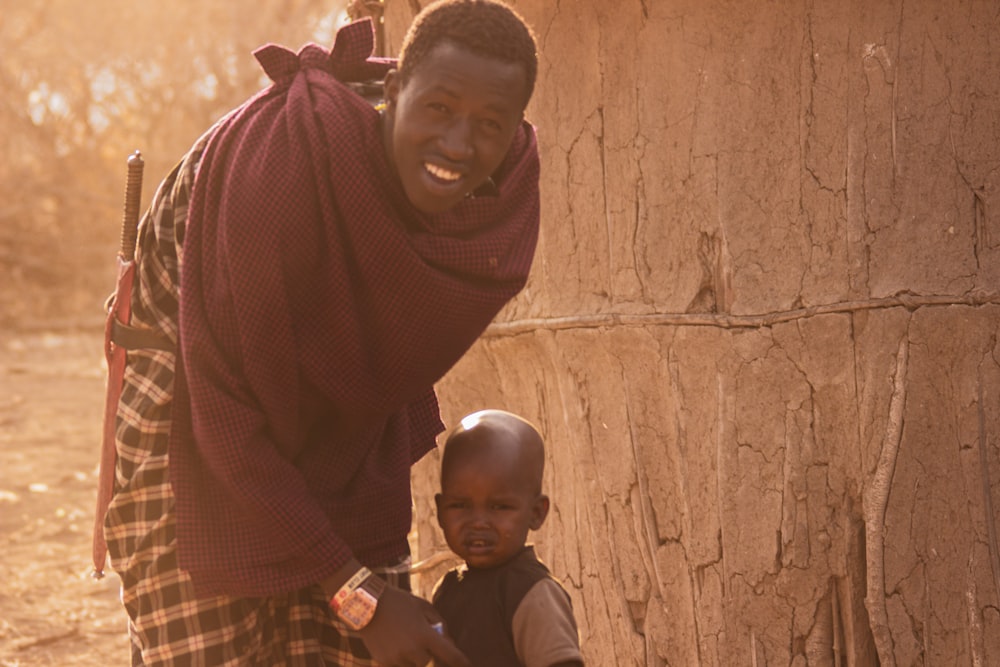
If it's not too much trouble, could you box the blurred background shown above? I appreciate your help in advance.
[1,0,355,328]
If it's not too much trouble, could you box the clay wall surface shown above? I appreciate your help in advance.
[387,2,1000,664]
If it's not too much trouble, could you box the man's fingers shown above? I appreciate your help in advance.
[426,631,472,667]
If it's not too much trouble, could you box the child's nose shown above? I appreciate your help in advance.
[469,509,491,527]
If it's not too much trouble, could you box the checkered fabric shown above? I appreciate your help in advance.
[104,115,417,667]
[101,126,369,666]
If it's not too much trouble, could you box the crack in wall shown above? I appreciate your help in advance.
[622,375,665,598]
[976,365,1000,618]
[891,0,906,184]
[596,104,614,303]
[663,341,717,660]
[951,129,991,268]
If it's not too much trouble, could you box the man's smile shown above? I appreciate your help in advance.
[381,41,527,214]
[425,162,463,182]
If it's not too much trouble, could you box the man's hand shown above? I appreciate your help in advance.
[358,585,471,667]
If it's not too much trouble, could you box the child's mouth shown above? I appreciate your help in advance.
[465,538,493,554]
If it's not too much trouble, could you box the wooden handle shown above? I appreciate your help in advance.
[119,150,144,259]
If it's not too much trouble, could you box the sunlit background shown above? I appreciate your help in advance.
[1,1,363,328]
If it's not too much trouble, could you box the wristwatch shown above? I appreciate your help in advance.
[329,566,386,631]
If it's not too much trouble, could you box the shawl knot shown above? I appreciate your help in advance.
[253,18,394,85]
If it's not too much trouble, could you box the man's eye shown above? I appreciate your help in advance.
[428,102,449,114]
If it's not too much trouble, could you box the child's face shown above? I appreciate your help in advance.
[436,452,548,570]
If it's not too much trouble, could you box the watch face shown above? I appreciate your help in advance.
[338,588,378,631]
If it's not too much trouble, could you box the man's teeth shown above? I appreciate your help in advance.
[425,163,461,182]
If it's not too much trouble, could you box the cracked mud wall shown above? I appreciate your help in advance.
[385,1,1000,665]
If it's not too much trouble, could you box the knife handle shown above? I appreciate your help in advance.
[119,150,144,259]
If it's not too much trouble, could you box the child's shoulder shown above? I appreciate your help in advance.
[506,545,555,580]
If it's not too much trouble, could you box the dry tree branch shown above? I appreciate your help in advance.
[862,334,909,667]
[13,628,80,651]
[484,293,1000,337]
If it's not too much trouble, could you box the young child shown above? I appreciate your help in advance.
[432,409,584,667]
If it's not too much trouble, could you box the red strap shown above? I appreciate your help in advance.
[92,257,135,578]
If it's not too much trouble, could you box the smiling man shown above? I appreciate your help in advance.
[99,2,540,666]
[383,40,531,213]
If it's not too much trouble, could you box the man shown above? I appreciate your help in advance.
[101,1,540,664]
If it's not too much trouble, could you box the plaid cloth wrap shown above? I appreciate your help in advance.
[103,18,540,666]
[106,128,392,666]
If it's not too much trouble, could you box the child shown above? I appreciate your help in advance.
[432,409,584,667]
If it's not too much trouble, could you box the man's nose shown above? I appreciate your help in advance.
[439,117,474,161]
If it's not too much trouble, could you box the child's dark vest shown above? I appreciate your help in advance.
[433,546,565,667]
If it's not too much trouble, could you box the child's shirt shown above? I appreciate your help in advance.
[432,546,583,667]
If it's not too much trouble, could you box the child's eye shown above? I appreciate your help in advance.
[480,119,502,134]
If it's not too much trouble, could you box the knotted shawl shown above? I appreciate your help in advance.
[168,19,540,596]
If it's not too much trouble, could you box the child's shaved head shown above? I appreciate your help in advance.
[437,409,550,570]
[441,409,545,496]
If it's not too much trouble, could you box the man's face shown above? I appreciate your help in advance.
[435,451,547,570]
[382,41,528,214]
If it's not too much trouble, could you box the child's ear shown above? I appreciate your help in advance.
[434,493,445,528]
[529,494,550,531]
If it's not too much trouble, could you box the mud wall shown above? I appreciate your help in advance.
[388,2,1000,665]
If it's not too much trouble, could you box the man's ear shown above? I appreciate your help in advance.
[529,494,550,531]
[434,493,445,528]
[383,69,400,108]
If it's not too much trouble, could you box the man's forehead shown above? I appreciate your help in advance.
[397,43,528,112]
[408,42,526,88]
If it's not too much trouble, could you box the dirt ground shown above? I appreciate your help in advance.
[0,329,128,666]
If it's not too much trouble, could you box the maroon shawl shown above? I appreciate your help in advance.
[169,20,540,596]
